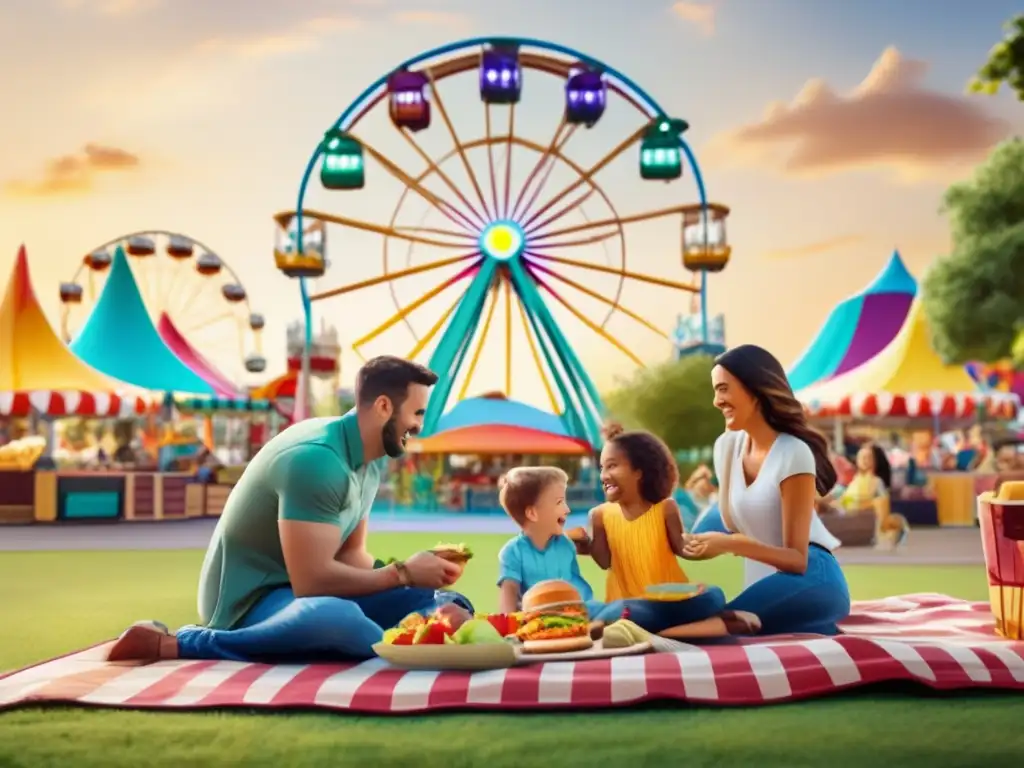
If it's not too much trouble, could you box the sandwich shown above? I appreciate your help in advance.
[515,579,593,654]
[431,542,473,564]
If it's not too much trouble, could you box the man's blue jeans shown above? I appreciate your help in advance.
[176,587,474,662]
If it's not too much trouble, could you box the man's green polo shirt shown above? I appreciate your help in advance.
[195,413,386,629]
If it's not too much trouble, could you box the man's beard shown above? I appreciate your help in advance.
[382,416,407,458]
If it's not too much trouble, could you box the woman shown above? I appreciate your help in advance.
[839,443,889,514]
[685,344,851,635]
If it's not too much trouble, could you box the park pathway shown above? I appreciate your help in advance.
[0,513,985,565]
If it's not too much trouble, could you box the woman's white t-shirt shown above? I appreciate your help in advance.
[713,430,841,587]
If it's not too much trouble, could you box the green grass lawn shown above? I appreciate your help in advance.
[1,532,1021,768]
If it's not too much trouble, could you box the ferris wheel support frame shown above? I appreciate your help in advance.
[291,36,714,436]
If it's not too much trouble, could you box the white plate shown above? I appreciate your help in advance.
[373,641,518,671]
[514,638,652,664]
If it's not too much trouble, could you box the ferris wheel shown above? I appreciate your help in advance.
[61,231,266,387]
[274,37,732,446]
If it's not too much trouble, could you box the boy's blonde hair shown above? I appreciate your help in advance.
[498,466,569,526]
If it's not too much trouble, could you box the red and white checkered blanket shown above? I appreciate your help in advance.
[1,594,1021,711]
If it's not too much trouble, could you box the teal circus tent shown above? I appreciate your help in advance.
[787,251,917,391]
[69,247,216,395]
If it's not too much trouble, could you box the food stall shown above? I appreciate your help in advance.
[0,247,159,524]
[798,300,1019,527]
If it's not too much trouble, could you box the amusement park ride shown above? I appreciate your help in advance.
[59,231,267,386]
[273,37,732,447]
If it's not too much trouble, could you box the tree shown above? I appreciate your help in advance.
[922,139,1024,365]
[969,14,1024,101]
[603,354,721,461]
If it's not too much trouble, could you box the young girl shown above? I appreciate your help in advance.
[583,424,760,638]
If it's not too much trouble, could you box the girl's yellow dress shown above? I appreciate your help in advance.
[600,501,690,600]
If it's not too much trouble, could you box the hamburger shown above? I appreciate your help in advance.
[431,542,473,565]
[515,579,593,654]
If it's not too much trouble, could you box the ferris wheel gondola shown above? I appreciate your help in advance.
[274,37,733,445]
[62,231,267,384]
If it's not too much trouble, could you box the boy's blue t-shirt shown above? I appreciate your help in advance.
[497,533,594,603]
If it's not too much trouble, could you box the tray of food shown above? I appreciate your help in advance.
[374,611,519,671]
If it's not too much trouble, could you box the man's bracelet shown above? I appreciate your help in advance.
[393,560,411,587]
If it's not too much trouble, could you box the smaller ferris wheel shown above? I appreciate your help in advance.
[60,231,266,386]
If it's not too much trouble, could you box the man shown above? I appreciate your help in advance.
[108,356,471,662]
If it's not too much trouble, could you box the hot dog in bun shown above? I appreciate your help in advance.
[515,579,593,653]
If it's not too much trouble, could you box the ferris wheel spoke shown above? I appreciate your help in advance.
[353,136,481,233]
[394,128,490,229]
[532,204,720,242]
[503,275,513,397]
[520,124,647,230]
[351,259,482,351]
[528,230,621,249]
[289,209,475,250]
[525,259,669,339]
[311,251,479,302]
[509,260,604,444]
[393,225,478,242]
[502,103,516,218]
[457,277,501,400]
[514,287,560,414]
[180,308,235,337]
[526,265,644,367]
[518,291,598,444]
[526,188,598,236]
[407,295,460,361]
[426,70,493,221]
[510,121,574,222]
[484,104,501,218]
[527,251,699,293]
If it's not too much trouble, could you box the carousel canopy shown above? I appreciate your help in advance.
[69,247,216,396]
[408,396,593,455]
[797,299,1018,420]
[788,251,917,391]
[0,246,153,418]
[157,313,240,398]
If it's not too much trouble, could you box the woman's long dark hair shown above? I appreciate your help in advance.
[870,443,892,489]
[714,344,837,496]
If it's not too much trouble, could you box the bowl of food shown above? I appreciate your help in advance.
[514,579,593,654]
[374,610,518,670]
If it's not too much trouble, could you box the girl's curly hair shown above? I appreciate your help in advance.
[601,422,678,503]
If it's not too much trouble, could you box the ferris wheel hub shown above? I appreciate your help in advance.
[479,220,525,262]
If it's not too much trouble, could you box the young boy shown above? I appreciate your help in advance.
[496,466,604,616]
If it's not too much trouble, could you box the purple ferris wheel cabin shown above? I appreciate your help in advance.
[565,63,606,127]
[387,69,431,132]
[480,44,521,104]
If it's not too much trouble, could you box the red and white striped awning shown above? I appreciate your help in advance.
[802,391,1019,420]
[0,391,157,418]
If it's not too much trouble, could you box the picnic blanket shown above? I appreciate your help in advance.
[1,594,1022,712]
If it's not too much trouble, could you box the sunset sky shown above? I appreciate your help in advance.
[1,0,1021,409]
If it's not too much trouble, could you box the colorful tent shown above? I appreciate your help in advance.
[69,247,216,395]
[0,246,153,417]
[408,396,593,455]
[157,313,240,397]
[788,251,917,391]
[798,300,1018,420]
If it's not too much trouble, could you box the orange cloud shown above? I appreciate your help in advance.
[762,234,866,260]
[59,0,160,15]
[671,1,717,36]
[198,16,361,59]
[706,47,1013,181]
[390,10,471,27]
[4,144,142,197]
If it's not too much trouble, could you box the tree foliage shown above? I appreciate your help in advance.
[969,14,1024,100]
[922,139,1024,365]
[603,354,722,455]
